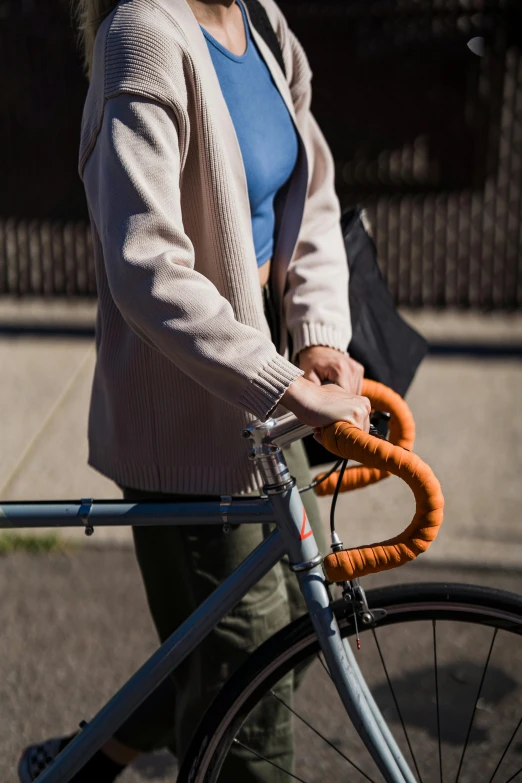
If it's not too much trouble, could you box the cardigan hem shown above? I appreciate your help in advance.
[88,453,266,496]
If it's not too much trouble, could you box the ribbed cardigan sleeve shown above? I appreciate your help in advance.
[279,21,352,361]
[83,95,302,419]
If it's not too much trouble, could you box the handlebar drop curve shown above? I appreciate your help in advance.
[321,420,444,582]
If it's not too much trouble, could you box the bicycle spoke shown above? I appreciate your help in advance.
[455,627,498,783]
[504,768,522,783]
[233,738,311,782]
[317,652,332,680]
[372,628,423,783]
[433,620,443,783]
[489,716,522,782]
[270,690,376,783]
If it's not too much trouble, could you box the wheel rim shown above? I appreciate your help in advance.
[185,588,522,783]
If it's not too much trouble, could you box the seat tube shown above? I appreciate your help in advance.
[241,420,408,782]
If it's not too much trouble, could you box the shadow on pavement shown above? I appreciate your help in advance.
[131,752,177,780]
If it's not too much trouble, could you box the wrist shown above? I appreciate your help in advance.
[280,375,307,406]
[297,344,346,362]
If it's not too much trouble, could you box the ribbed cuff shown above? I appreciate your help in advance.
[291,322,351,362]
[239,354,303,421]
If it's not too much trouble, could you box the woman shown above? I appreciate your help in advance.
[19,0,370,780]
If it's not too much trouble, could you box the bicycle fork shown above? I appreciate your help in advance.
[340,581,418,783]
[271,486,413,783]
[243,418,414,783]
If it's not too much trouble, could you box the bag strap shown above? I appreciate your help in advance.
[242,0,287,78]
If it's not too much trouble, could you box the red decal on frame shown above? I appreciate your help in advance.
[300,508,313,540]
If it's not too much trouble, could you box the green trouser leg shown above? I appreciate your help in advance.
[114,440,326,782]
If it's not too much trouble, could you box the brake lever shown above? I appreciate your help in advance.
[369,423,388,440]
[369,409,390,439]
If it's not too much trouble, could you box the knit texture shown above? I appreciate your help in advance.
[79,0,352,494]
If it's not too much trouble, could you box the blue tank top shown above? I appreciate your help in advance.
[201,1,299,267]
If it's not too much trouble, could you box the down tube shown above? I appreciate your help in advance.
[36,529,286,783]
[271,487,408,783]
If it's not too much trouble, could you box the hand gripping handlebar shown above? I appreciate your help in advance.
[314,379,416,496]
[317,382,444,582]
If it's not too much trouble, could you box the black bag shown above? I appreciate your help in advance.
[303,209,429,467]
[242,0,287,76]
[342,208,428,397]
[239,4,429,463]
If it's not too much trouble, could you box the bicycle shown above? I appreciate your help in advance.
[2,380,522,782]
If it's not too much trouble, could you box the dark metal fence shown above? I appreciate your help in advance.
[364,44,522,309]
[1,0,521,307]
[0,219,95,297]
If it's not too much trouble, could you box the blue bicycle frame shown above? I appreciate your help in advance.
[0,413,415,783]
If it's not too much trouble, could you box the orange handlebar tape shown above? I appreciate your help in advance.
[314,379,416,496]
[320,422,444,582]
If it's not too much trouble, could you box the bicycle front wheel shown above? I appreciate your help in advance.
[179,582,522,783]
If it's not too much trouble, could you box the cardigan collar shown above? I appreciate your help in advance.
[155,0,298,124]
[152,0,308,318]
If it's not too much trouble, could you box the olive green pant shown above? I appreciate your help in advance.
[114,440,325,781]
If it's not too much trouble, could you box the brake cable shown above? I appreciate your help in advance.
[298,458,344,494]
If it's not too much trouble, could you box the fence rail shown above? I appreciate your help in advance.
[0,220,95,298]
[0,0,520,308]
[364,45,522,310]
[2,189,519,309]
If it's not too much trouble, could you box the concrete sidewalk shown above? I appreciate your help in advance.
[1,301,521,568]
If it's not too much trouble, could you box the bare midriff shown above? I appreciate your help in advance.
[258,258,271,287]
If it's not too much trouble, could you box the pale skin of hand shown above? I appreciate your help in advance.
[297,345,364,395]
[280,347,370,443]
[299,346,367,445]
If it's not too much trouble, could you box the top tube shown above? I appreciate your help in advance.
[0,411,312,529]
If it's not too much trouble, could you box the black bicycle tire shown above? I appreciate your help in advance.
[178,582,522,783]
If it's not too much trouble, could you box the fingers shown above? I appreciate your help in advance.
[352,396,371,432]
[320,354,364,395]
[318,386,371,432]
[303,368,322,386]
[314,397,369,436]
[351,360,364,395]
[361,402,371,432]
[328,364,351,390]
[341,356,364,395]
[340,395,371,432]
[297,347,365,395]
[282,374,370,434]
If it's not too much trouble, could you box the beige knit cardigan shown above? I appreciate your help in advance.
[79,0,352,494]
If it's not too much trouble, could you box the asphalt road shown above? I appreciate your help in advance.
[2,548,522,783]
